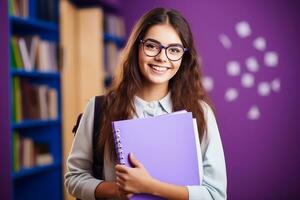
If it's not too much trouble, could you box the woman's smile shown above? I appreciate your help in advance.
[148,64,171,74]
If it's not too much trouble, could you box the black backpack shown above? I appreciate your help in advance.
[72,95,105,180]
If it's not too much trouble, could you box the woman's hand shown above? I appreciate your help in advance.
[115,153,154,194]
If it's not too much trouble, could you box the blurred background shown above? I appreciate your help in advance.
[1,0,299,199]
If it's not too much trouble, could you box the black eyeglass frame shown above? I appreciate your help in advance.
[140,39,188,61]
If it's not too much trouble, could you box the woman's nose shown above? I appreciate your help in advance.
[154,48,168,62]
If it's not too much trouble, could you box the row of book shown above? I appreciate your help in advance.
[13,78,58,122]
[9,0,29,17]
[11,35,58,72]
[104,41,123,80]
[104,14,126,38]
[13,132,53,172]
[9,0,57,22]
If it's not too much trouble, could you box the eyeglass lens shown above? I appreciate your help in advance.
[143,40,185,61]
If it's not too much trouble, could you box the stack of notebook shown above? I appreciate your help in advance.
[112,111,202,200]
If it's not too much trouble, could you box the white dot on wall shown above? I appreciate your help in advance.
[202,76,214,92]
[264,51,279,67]
[253,37,266,51]
[247,105,260,120]
[225,88,239,102]
[218,34,232,49]
[258,82,271,96]
[245,57,259,72]
[235,21,252,38]
[227,61,241,76]
[271,78,281,92]
[241,73,255,88]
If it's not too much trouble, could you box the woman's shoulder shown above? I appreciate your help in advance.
[82,97,96,114]
[199,100,215,119]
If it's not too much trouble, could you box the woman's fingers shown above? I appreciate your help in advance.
[129,153,143,168]
[116,171,127,181]
[116,176,125,187]
[115,164,129,173]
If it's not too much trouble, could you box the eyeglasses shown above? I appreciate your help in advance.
[140,39,188,61]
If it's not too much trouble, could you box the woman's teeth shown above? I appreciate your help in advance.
[150,64,168,72]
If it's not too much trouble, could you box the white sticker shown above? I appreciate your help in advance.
[264,51,279,67]
[245,57,259,72]
[235,21,252,38]
[241,73,255,88]
[258,82,271,96]
[253,37,266,51]
[202,76,214,92]
[247,105,260,120]
[227,61,241,76]
[225,88,239,102]
[271,78,281,92]
[218,34,232,49]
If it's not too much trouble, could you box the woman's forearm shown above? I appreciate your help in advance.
[94,181,119,198]
[148,179,189,200]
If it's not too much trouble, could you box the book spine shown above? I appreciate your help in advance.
[112,123,125,165]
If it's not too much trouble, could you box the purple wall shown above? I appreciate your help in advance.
[0,0,12,200]
[121,1,300,199]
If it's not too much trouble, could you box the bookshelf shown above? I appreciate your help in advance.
[60,0,125,199]
[1,0,63,200]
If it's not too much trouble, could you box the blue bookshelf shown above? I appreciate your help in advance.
[12,119,61,129]
[11,69,60,79]
[104,32,126,48]
[12,162,61,180]
[1,0,63,200]
[9,16,59,32]
[103,32,126,87]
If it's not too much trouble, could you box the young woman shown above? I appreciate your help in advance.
[65,7,227,200]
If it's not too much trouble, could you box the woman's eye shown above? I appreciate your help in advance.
[145,43,157,49]
[169,47,181,54]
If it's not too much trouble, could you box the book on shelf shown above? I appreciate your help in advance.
[10,35,58,72]
[34,142,53,166]
[18,37,32,71]
[104,14,126,38]
[9,0,29,17]
[104,41,122,79]
[36,0,58,22]
[13,132,54,172]
[9,0,57,22]
[11,36,23,68]
[12,77,23,122]
[13,78,58,122]
[112,111,202,200]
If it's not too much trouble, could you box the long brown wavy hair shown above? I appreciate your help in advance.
[98,7,213,162]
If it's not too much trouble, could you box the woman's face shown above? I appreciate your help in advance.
[138,24,183,87]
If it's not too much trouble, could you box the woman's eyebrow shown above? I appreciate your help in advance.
[145,38,183,46]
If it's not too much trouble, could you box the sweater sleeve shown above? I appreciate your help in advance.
[187,103,227,200]
[65,97,103,200]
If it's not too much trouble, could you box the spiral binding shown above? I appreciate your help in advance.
[114,129,125,165]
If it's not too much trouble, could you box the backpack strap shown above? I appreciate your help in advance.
[72,113,83,135]
[92,95,105,180]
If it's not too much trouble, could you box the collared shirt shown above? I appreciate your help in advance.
[65,93,227,200]
[133,91,173,118]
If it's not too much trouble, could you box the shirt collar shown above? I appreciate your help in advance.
[158,91,172,114]
[134,91,173,114]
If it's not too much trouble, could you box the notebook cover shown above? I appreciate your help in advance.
[112,112,200,200]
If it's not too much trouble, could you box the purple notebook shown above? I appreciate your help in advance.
[112,112,201,200]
